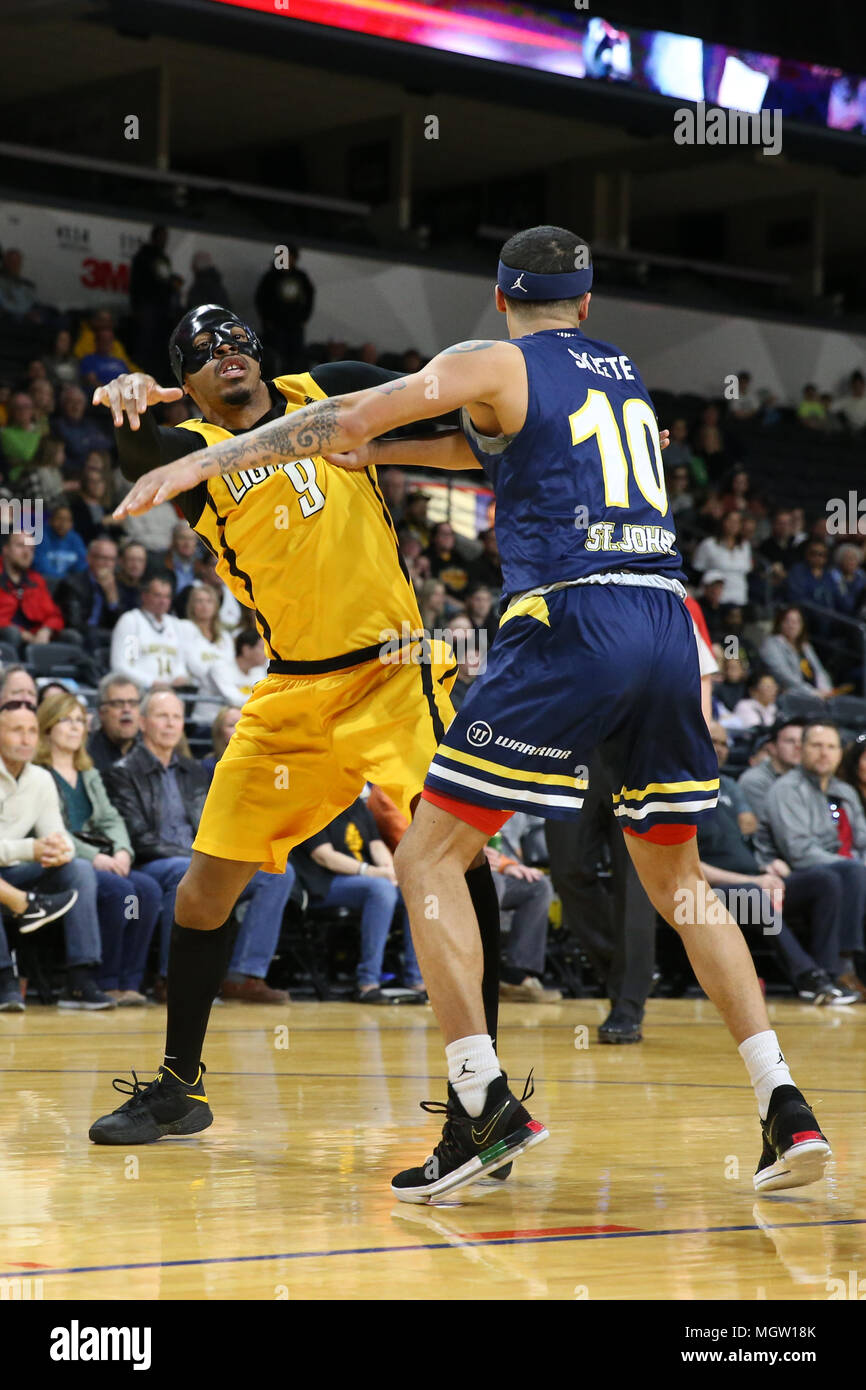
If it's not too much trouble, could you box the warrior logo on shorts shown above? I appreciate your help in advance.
[467,721,493,747]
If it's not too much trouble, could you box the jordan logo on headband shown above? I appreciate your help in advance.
[510,273,528,293]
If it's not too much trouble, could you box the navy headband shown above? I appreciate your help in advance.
[497,259,593,301]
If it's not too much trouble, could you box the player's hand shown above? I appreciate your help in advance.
[659,428,670,450]
[322,440,380,471]
[114,453,207,517]
[92,373,183,430]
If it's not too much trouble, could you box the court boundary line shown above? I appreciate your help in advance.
[1,1217,864,1281]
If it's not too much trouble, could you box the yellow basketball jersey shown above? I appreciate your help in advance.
[176,372,424,673]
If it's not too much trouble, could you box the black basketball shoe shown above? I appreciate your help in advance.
[14,888,79,935]
[753,1085,831,1193]
[391,1072,547,1203]
[89,1064,212,1145]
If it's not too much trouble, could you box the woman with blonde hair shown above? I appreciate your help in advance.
[36,692,160,1004]
[179,583,236,722]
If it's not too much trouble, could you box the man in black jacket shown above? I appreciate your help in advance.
[104,687,293,1002]
[56,537,129,634]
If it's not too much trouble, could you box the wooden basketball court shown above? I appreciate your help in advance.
[1,998,863,1301]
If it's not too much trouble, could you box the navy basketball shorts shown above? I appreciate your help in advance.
[422,582,719,839]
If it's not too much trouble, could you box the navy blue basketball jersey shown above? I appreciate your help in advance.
[462,328,685,597]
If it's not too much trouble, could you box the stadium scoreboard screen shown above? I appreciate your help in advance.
[207,0,866,137]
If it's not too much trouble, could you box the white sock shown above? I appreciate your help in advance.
[738,1030,794,1120]
[445,1034,501,1117]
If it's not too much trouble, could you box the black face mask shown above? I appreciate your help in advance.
[168,304,263,385]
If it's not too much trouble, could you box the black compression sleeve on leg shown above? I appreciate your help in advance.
[466,861,501,1050]
[164,920,236,1083]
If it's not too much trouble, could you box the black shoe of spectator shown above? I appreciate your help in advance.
[796,969,858,1006]
[13,889,79,936]
[0,966,24,1012]
[58,967,115,1011]
[598,1002,643,1043]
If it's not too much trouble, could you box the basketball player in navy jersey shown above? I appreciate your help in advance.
[119,226,830,1203]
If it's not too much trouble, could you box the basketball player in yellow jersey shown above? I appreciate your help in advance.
[88,304,506,1146]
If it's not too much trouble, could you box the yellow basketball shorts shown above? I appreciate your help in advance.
[193,648,457,872]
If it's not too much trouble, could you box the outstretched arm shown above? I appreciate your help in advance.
[326,430,482,473]
[114,340,519,516]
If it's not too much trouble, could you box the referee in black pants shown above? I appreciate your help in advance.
[545,753,656,1042]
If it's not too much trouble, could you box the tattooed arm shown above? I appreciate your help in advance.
[114,339,524,516]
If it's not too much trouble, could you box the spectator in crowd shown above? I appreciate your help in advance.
[840,734,866,816]
[663,416,706,485]
[69,451,122,545]
[106,689,293,1003]
[87,674,141,773]
[467,527,503,593]
[178,583,234,704]
[130,226,175,378]
[760,508,799,572]
[789,507,808,548]
[733,672,779,729]
[292,794,424,1001]
[120,490,183,557]
[201,705,242,778]
[0,700,112,1011]
[109,575,189,688]
[43,328,81,389]
[820,390,845,433]
[36,693,160,1006]
[30,436,70,507]
[185,251,230,312]
[397,532,430,591]
[0,393,42,475]
[51,385,111,472]
[697,571,727,645]
[830,543,866,617]
[0,532,65,650]
[784,539,837,624]
[56,536,126,633]
[728,371,759,420]
[74,310,136,372]
[379,467,408,526]
[402,490,431,549]
[0,665,37,707]
[33,504,88,582]
[164,521,199,603]
[188,626,264,724]
[833,369,866,433]
[449,614,484,712]
[464,583,498,648]
[718,466,752,515]
[714,654,748,712]
[116,539,148,611]
[485,816,559,1002]
[692,401,730,477]
[666,463,695,518]
[29,378,55,436]
[766,721,866,998]
[692,512,752,606]
[699,722,858,1005]
[254,243,315,372]
[79,325,131,390]
[426,521,470,599]
[191,549,244,629]
[797,383,826,429]
[0,249,38,320]
[417,578,448,633]
[739,718,803,825]
[759,606,833,697]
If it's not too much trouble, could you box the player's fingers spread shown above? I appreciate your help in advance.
[157,386,184,402]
